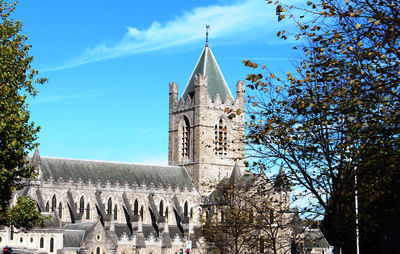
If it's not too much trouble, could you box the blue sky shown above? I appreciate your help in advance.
[15,0,300,165]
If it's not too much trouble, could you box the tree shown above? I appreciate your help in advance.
[199,170,296,254]
[244,0,400,252]
[0,0,47,229]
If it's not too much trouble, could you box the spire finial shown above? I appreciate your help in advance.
[205,24,210,47]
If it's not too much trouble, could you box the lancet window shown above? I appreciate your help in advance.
[180,117,190,159]
[51,195,57,212]
[86,204,91,219]
[79,196,85,214]
[215,118,227,156]
[107,197,112,215]
[134,199,139,216]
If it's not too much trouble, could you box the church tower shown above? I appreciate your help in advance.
[168,43,245,194]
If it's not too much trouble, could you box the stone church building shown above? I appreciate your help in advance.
[0,44,328,254]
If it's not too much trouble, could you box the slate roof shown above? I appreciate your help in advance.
[304,229,331,249]
[38,157,193,189]
[114,224,183,240]
[181,45,233,102]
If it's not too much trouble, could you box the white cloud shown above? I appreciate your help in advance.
[45,0,301,71]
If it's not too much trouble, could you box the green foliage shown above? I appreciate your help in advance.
[9,196,46,230]
[0,0,47,227]
[246,0,400,252]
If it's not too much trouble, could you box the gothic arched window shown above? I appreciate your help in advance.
[214,118,227,156]
[114,205,118,220]
[107,197,112,215]
[86,203,91,219]
[159,200,164,217]
[180,116,190,159]
[51,195,57,212]
[50,237,54,253]
[40,237,44,248]
[79,196,85,214]
[165,206,169,220]
[134,199,139,216]
[183,201,189,217]
[58,202,63,218]
[140,205,144,221]
[45,201,49,212]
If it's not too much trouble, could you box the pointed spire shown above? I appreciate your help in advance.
[230,162,242,182]
[32,146,41,164]
[181,45,233,102]
[274,164,290,191]
[205,24,210,47]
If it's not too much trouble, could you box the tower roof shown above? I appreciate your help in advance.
[181,45,233,102]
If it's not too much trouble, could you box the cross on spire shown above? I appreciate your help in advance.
[205,24,210,47]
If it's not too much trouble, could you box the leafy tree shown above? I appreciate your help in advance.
[0,0,47,228]
[199,171,296,254]
[244,0,400,252]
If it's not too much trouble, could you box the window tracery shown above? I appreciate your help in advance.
[214,118,227,156]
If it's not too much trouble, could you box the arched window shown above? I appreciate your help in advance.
[45,201,49,212]
[140,205,144,221]
[190,208,193,219]
[86,203,91,219]
[96,247,101,254]
[40,237,44,248]
[183,201,188,217]
[58,202,63,218]
[51,195,57,212]
[114,204,118,220]
[180,116,190,159]
[107,197,112,215]
[214,118,227,156]
[79,196,85,214]
[159,200,164,217]
[165,206,169,220]
[50,237,54,253]
[134,199,139,216]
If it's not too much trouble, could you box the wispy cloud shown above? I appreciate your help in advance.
[45,0,300,72]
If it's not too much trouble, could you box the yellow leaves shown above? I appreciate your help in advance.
[348,46,354,51]
[374,20,381,25]
[350,12,355,17]
[356,24,361,29]
[270,73,276,79]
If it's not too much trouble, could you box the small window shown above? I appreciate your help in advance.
[107,198,112,215]
[86,203,91,220]
[96,247,101,254]
[159,200,164,217]
[20,237,23,243]
[140,205,144,221]
[113,205,118,220]
[183,201,188,217]
[50,237,54,253]
[40,237,44,248]
[96,234,101,241]
[0,236,2,242]
[30,237,33,243]
[45,201,50,212]
[133,199,139,216]
[79,196,85,214]
[51,195,57,212]
[58,202,63,218]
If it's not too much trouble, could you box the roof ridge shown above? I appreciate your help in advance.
[40,156,178,168]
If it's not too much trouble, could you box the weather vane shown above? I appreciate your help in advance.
[206,24,210,46]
